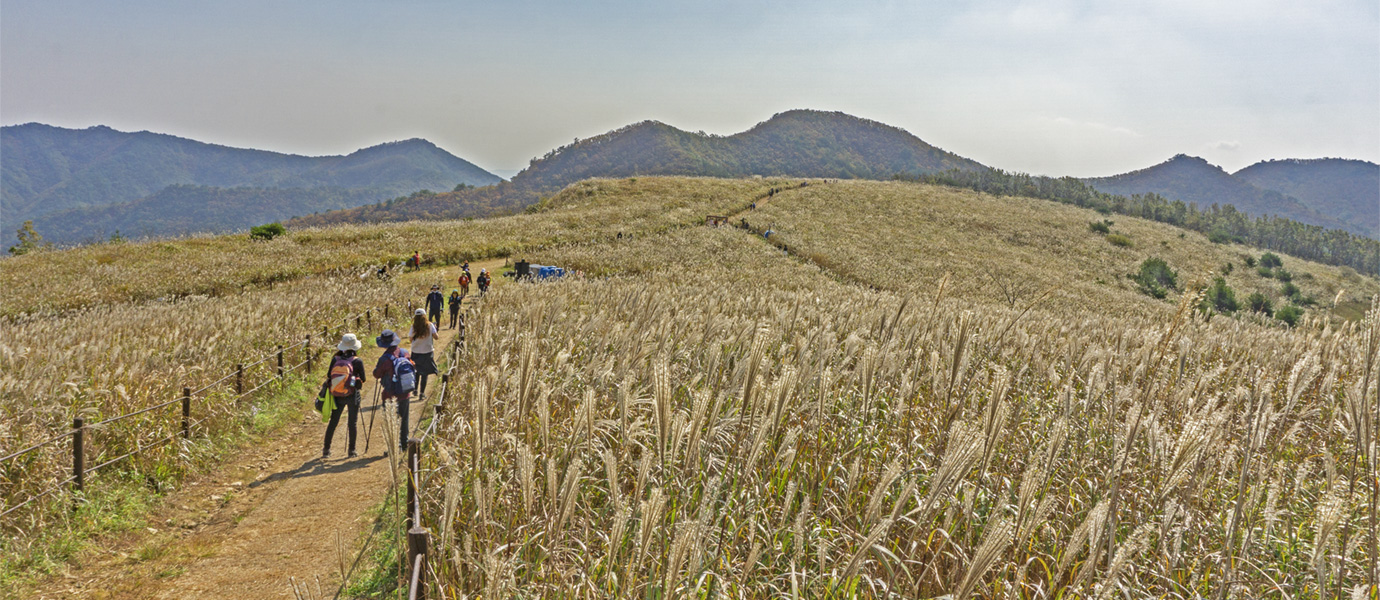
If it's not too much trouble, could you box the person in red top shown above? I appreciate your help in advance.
[458,271,471,298]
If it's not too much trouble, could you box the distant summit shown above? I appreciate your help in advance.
[1,123,500,243]
[293,109,984,226]
[1234,158,1378,238]
[1085,154,1356,234]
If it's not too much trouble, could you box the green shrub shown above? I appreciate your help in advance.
[1208,229,1233,244]
[1259,252,1282,269]
[1243,255,1256,268]
[1257,266,1274,279]
[1273,268,1292,283]
[1088,221,1110,234]
[1106,234,1133,248]
[1133,257,1177,299]
[249,222,286,241]
[1203,277,1238,314]
[1246,292,1273,316]
[1280,282,1299,298]
[1221,262,1233,275]
[1275,305,1303,326]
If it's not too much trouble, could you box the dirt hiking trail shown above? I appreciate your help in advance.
[28,259,504,600]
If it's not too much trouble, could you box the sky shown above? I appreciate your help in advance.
[2,0,1377,177]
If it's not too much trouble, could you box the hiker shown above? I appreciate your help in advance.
[458,271,471,298]
[410,250,421,270]
[477,269,491,296]
[448,289,462,329]
[461,261,470,274]
[373,329,415,452]
[317,334,366,458]
[409,308,441,401]
[425,285,444,324]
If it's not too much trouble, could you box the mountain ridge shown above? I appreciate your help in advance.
[1,123,501,242]
[290,109,986,226]
[1233,158,1378,238]
[1084,154,1358,234]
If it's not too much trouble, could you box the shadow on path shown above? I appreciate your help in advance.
[249,454,387,489]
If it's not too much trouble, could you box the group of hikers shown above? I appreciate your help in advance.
[315,261,491,459]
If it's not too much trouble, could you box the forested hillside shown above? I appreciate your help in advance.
[906,168,1380,275]
[289,110,983,226]
[1084,155,1353,232]
[1,124,500,242]
[1234,158,1379,238]
[29,185,385,243]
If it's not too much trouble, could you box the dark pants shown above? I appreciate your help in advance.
[324,392,360,454]
[428,307,442,325]
[449,307,460,329]
[388,392,411,451]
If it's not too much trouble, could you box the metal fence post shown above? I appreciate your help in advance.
[182,387,191,439]
[407,527,430,600]
[277,345,284,378]
[438,374,449,412]
[406,437,420,530]
[72,417,85,502]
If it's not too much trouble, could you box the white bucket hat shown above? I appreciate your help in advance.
[415,308,426,316]
[337,333,363,353]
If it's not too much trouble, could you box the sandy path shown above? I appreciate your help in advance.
[29,259,504,600]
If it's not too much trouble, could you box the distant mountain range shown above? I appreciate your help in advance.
[1085,155,1377,238]
[1,123,500,243]
[4,112,1377,246]
[288,110,985,226]
[1234,158,1378,238]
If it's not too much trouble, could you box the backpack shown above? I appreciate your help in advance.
[328,356,357,397]
[391,351,417,394]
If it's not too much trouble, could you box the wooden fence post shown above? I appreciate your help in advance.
[367,309,372,329]
[406,437,420,530]
[182,387,191,439]
[356,315,362,329]
[407,527,430,600]
[323,327,329,344]
[72,417,85,502]
[304,336,312,372]
[236,364,244,395]
[384,304,390,320]
[276,346,284,378]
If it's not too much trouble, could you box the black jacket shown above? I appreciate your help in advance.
[426,291,444,314]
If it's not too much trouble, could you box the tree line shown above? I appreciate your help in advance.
[899,169,1380,276]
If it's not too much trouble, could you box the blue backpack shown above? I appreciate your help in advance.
[390,351,416,394]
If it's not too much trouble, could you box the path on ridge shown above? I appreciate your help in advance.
[31,259,505,600]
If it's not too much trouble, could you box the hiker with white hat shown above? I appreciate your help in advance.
[409,308,441,401]
[373,329,415,453]
[318,333,367,458]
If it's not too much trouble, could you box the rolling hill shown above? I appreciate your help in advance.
[1,123,501,243]
[1084,154,1355,234]
[288,109,985,227]
[1234,158,1379,238]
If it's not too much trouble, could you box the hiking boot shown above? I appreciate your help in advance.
[322,449,331,459]
[348,451,358,458]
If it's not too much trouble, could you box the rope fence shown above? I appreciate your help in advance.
[0,301,403,524]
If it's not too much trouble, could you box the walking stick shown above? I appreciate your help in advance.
[364,380,382,454]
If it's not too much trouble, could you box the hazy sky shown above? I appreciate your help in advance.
[3,0,1377,177]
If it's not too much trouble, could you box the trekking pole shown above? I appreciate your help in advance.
[364,381,382,454]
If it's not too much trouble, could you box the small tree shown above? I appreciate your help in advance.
[1275,305,1303,326]
[8,220,50,256]
[1203,277,1238,314]
[1273,268,1292,283]
[249,222,286,241]
[1088,221,1110,234]
[1243,255,1257,268]
[1133,257,1178,299]
[1246,291,1273,316]
[1259,252,1282,269]
[1280,282,1299,299]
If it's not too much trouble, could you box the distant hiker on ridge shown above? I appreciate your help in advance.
[318,333,366,459]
